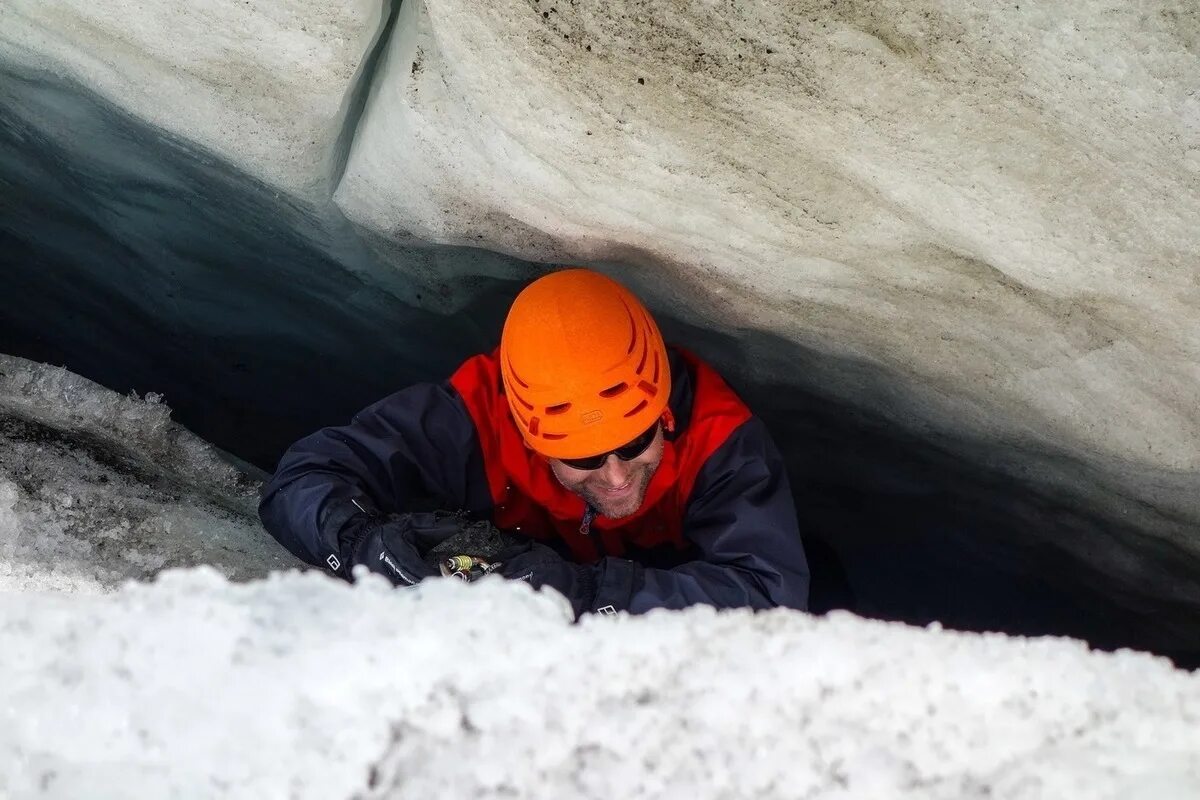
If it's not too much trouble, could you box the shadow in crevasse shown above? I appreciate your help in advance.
[666,319,1200,670]
[2,63,1199,670]
[0,62,537,470]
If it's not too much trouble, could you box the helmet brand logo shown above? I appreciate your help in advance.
[581,410,603,425]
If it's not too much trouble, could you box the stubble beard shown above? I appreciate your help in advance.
[581,467,654,520]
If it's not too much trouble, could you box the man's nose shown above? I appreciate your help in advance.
[596,455,633,487]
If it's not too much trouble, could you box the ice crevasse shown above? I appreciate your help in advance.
[2,1,1200,794]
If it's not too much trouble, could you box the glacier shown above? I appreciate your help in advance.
[2,0,1200,791]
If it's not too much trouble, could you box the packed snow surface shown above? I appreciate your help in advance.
[1,572,1198,799]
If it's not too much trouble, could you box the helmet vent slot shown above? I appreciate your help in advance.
[528,416,540,436]
[510,388,535,411]
[652,351,660,382]
[638,380,657,397]
[624,302,638,354]
[623,399,649,417]
[545,402,572,415]
[542,432,567,441]
[635,337,649,373]
[507,358,531,388]
[599,382,629,398]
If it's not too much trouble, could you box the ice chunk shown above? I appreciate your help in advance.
[0,355,301,592]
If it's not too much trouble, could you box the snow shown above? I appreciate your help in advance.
[0,571,1197,799]
[0,354,301,593]
[0,355,1198,798]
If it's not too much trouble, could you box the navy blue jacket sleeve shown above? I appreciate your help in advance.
[590,416,811,613]
[258,383,490,570]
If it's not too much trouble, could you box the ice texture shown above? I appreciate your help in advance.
[0,354,301,593]
[0,0,387,199]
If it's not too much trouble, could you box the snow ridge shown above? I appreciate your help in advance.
[1,572,1197,799]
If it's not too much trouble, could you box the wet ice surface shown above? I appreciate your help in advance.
[1,355,1198,798]
[0,354,300,592]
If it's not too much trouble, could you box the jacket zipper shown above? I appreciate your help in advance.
[580,505,607,558]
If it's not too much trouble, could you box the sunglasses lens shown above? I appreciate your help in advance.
[558,423,659,471]
[560,454,606,470]
[615,425,657,459]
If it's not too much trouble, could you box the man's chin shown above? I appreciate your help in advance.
[588,492,644,520]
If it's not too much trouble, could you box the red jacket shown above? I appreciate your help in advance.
[451,347,752,561]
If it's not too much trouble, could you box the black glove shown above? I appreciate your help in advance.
[342,512,475,587]
[496,542,598,619]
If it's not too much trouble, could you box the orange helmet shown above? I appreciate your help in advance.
[500,269,671,459]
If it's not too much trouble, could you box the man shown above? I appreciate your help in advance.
[259,269,810,617]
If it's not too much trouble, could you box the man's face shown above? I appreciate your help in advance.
[548,426,666,519]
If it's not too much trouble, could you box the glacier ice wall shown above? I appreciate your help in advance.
[2,0,1199,663]
[1,0,389,200]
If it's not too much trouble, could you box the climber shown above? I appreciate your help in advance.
[258,268,810,617]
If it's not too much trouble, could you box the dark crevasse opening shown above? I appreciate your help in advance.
[3,64,1198,669]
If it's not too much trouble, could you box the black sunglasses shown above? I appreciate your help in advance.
[558,422,661,471]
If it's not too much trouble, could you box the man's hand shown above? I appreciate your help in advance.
[496,542,597,619]
[349,512,474,586]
